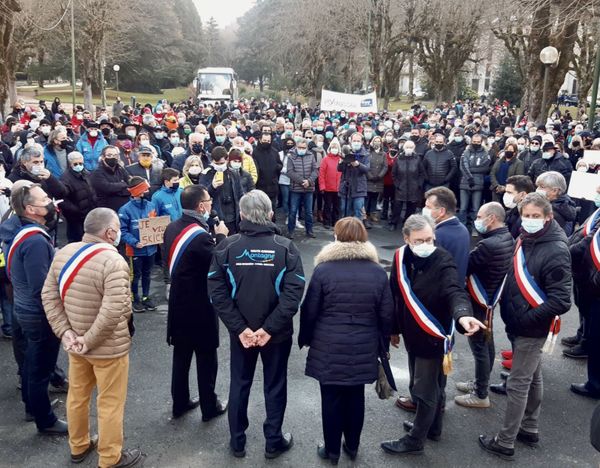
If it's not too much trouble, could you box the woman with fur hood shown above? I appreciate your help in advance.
[298,217,394,465]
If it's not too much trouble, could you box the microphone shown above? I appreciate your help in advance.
[209,210,220,225]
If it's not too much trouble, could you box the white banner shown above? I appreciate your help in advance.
[567,170,600,201]
[320,89,378,113]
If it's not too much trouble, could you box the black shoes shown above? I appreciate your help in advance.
[402,420,441,441]
[71,434,98,463]
[285,231,294,240]
[231,445,246,458]
[561,335,580,347]
[342,441,357,460]
[109,448,143,468]
[516,429,539,447]
[142,297,157,311]
[563,344,588,359]
[172,398,200,419]
[49,379,69,393]
[380,435,424,455]
[202,399,228,422]
[265,432,293,459]
[500,371,510,381]
[489,383,507,395]
[317,443,339,465]
[306,232,316,238]
[38,419,68,435]
[478,435,514,460]
[132,300,145,313]
[570,383,600,399]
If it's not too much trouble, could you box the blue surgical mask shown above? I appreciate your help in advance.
[297,149,307,156]
[351,142,362,152]
[215,135,225,144]
[542,151,553,159]
[594,193,600,208]
[474,218,488,234]
[454,136,463,143]
[202,211,210,221]
[325,131,333,140]
[72,164,84,173]
[521,218,545,234]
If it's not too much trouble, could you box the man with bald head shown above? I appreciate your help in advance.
[454,202,514,408]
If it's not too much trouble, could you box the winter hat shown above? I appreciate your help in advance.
[542,141,556,151]
[127,177,150,197]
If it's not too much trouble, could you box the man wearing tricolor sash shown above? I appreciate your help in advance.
[562,187,600,360]
[163,185,229,422]
[0,183,66,435]
[455,202,514,409]
[381,214,484,456]
[479,193,571,461]
[42,208,143,467]
[568,185,600,400]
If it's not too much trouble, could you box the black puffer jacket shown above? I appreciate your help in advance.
[208,220,305,343]
[299,241,393,385]
[500,220,572,338]
[423,146,457,186]
[390,246,472,358]
[392,153,425,202]
[467,226,514,320]
[59,168,97,222]
[551,194,577,236]
[569,220,600,304]
[8,164,66,199]
[519,149,542,174]
[253,143,283,198]
[89,163,130,212]
[528,152,572,185]
[568,209,600,283]
[506,206,521,239]
[459,145,491,190]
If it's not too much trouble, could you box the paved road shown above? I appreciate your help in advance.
[0,221,598,468]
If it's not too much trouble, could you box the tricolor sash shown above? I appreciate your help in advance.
[58,243,113,301]
[591,229,600,271]
[583,208,600,237]
[466,273,506,340]
[514,241,560,353]
[168,223,207,276]
[395,246,455,374]
[6,225,50,278]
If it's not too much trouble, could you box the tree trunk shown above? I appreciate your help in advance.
[83,78,93,112]
[259,75,264,92]
[408,52,415,102]
[8,77,17,106]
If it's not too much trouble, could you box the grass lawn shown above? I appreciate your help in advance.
[18,86,192,106]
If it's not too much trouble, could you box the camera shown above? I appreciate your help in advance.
[341,145,355,164]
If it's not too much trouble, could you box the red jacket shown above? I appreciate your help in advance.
[383,152,397,186]
[319,153,342,192]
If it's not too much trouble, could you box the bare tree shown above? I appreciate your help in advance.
[572,20,600,106]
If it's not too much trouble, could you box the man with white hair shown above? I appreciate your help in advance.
[8,146,66,199]
[535,171,576,235]
[59,151,97,242]
[208,190,305,459]
[172,132,208,173]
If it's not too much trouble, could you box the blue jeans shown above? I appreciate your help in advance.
[340,196,365,219]
[132,255,153,301]
[17,311,60,429]
[459,189,482,225]
[288,192,314,234]
[279,184,290,216]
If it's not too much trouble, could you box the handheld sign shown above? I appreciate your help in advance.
[582,150,600,166]
[138,216,170,246]
[567,171,600,201]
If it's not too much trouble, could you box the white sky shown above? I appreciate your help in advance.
[194,0,256,28]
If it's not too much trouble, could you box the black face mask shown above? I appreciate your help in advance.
[105,158,118,168]
[191,143,203,154]
[41,202,58,231]
[101,128,111,137]
[260,141,272,148]
[60,140,69,149]
[171,182,179,191]
[572,142,580,147]
[471,143,481,150]
[434,144,444,150]
[505,151,514,159]
[410,135,419,142]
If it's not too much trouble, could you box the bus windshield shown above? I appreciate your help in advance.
[198,73,232,96]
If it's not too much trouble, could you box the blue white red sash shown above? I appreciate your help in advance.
[6,225,50,278]
[583,208,600,236]
[168,223,207,276]
[58,243,113,301]
[395,246,455,371]
[467,273,506,337]
[591,229,600,271]
[513,244,547,308]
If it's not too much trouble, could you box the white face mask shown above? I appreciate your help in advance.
[126,130,137,138]
[29,121,40,131]
[535,188,547,198]
[230,161,242,170]
[422,207,436,222]
[521,218,545,234]
[410,243,436,258]
[330,148,339,155]
[503,192,517,209]
[88,130,98,138]
[188,166,202,175]
[542,151,553,159]
[404,149,414,156]
[213,163,227,172]
[111,228,121,247]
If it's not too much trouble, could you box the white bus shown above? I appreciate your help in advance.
[194,67,238,105]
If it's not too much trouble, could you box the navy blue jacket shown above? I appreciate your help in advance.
[298,241,393,386]
[435,216,470,284]
[0,216,53,315]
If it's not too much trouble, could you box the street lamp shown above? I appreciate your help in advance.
[113,64,120,94]
[539,46,559,124]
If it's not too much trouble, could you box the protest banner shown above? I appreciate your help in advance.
[320,89,378,113]
[138,216,170,246]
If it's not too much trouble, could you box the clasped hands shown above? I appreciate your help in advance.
[61,329,89,355]
[239,327,271,348]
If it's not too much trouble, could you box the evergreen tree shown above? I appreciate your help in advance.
[206,17,221,66]
[492,54,523,105]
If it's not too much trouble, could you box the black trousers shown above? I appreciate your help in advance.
[391,200,417,227]
[407,352,444,444]
[171,343,218,417]
[468,330,495,398]
[322,191,340,227]
[583,297,600,394]
[228,335,292,451]
[320,383,365,457]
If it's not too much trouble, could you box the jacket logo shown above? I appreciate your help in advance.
[235,249,275,263]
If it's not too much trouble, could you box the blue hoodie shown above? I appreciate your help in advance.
[151,186,182,221]
[118,198,158,257]
[0,215,54,315]
[75,130,108,171]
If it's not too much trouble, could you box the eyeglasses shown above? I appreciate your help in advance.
[201,198,213,203]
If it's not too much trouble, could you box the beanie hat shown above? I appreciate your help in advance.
[127,177,150,197]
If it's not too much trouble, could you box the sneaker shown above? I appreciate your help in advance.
[454,392,490,408]
[363,219,373,230]
[500,349,513,360]
[142,297,157,311]
[455,381,475,393]
[296,219,304,229]
[132,300,146,313]
[563,343,588,359]
[501,359,512,370]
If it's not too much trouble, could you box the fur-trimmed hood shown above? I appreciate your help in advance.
[314,241,379,266]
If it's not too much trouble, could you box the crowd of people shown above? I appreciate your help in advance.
[1,94,600,467]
